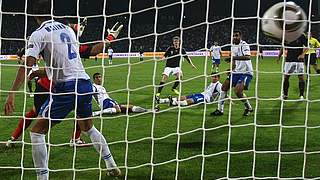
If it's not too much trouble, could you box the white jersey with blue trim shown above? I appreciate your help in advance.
[26,20,90,82]
[210,45,221,59]
[92,83,111,107]
[231,40,253,76]
[108,48,113,56]
[201,81,222,102]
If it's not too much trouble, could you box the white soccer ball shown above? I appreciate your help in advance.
[261,2,307,43]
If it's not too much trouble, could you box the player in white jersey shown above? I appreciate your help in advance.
[3,1,122,178]
[158,73,221,106]
[107,46,114,64]
[91,73,149,116]
[211,30,254,116]
[209,42,222,72]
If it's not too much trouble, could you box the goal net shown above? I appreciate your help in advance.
[0,0,320,179]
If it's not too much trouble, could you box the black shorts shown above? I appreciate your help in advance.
[34,83,49,114]
[305,53,317,65]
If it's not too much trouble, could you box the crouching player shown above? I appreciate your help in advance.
[157,73,222,106]
[92,73,150,116]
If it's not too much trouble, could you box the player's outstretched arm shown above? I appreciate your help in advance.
[4,56,36,115]
[185,57,197,69]
[81,22,123,58]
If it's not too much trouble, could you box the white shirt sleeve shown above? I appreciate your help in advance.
[25,31,45,59]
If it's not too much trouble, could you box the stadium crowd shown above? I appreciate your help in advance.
[0,14,311,54]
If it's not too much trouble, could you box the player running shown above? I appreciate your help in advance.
[156,36,197,99]
[91,73,150,116]
[211,30,254,116]
[4,1,123,178]
[157,73,221,106]
[278,34,308,100]
[209,41,222,72]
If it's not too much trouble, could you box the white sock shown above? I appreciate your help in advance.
[84,126,116,169]
[218,91,226,112]
[132,106,147,113]
[30,132,48,180]
[242,93,252,110]
[102,108,117,114]
[159,98,169,104]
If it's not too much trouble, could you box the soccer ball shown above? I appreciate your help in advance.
[261,2,307,43]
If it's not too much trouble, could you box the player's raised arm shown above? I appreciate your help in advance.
[79,22,123,58]
[182,48,197,69]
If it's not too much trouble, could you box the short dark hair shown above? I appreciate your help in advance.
[93,73,101,79]
[233,29,242,36]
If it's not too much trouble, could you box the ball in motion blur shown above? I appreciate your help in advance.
[261,2,307,43]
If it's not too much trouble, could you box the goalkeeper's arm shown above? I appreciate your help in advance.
[79,22,123,58]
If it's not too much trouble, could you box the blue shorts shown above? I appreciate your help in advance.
[39,79,93,121]
[103,98,118,109]
[212,58,220,65]
[230,73,253,90]
[186,93,204,104]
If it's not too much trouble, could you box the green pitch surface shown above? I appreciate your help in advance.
[0,57,320,179]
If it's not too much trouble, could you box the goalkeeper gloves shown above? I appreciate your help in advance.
[106,22,123,41]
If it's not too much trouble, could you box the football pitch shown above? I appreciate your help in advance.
[0,56,320,179]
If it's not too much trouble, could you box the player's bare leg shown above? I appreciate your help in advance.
[92,105,121,116]
[171,73,181,95]
[234,83,253,116]
[211,79,230,116]
[298,74,305,99]
[119,104,147,113]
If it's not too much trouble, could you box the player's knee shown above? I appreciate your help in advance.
[78,119,93,132]
[30,119,50,134]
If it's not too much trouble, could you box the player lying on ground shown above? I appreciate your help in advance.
[156,36,197,98]
[4,1,123,177]
[157,73,222,106]
[211,30,254,116]
[92,73,150,116]
[6,19,123,147]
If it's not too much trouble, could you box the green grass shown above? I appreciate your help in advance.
[0,56,320,179]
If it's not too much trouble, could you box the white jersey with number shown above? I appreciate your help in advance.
[26,20,90,82]
[210,45,221,59]
[201,81,222,102]
[231,40,253,76]
[108,48,113,56]
[92,83,111,107]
